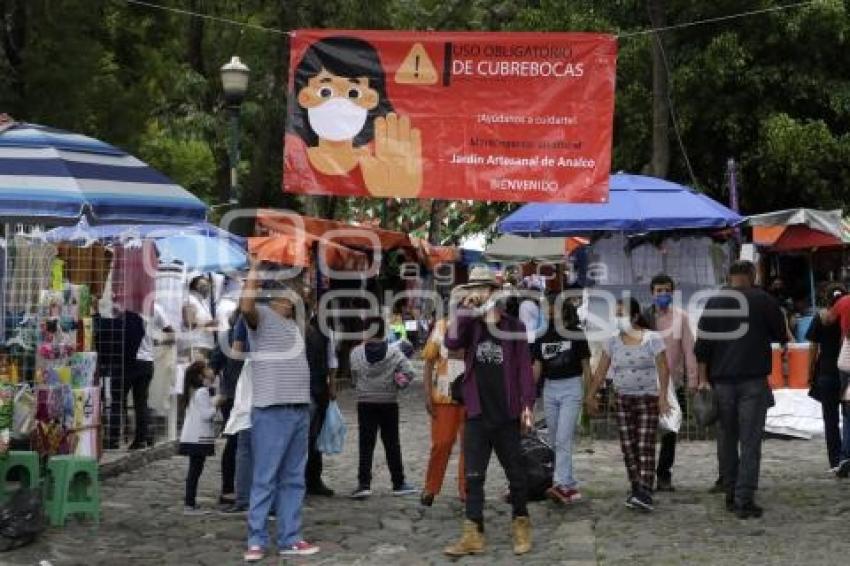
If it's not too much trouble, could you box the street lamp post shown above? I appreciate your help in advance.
[220,56,250,205]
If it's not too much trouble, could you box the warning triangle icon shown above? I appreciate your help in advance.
[395,43,438,85]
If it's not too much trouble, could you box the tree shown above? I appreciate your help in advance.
[1,0,848,237]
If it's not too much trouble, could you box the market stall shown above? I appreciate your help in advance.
[496,173,743,440]
[738,208,850,438]
[0,121,218,459]
[498,173,742,302]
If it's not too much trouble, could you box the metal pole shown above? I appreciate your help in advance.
[228,106,240,205]
[727,158,741,246]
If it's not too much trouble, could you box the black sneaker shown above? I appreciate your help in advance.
[392,482,418,496]
[420,492,435,507]
[837,459,850,479]
[350,486,372,499]
[709,478,726,494]
[656,477,675,492]
[307,483,335,497]
[734,502,763,520]
[630,490,654,512]
[219,504,248,516]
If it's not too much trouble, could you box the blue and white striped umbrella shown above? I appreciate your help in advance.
[0,122,207,224]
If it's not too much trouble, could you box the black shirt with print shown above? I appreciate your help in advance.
[474,328,510,426]
[533,326,590,381]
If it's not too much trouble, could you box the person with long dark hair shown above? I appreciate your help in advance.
[586,298,671,512]
[179,360,223,515]
[533,294,590,505]
[289,36,422,197]
[807,284,850,475]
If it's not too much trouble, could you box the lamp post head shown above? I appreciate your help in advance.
[220,56,250,107]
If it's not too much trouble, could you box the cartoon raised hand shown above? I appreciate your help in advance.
[359,112,423,198]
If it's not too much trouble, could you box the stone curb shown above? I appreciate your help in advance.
[99,440,177,480]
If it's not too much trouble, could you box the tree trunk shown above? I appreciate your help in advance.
[186,0,205,76]
[0,0,27,108]
[647,0,670,178]
[427,199,445,244]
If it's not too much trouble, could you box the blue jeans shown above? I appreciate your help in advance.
[247,405,309,549]
[236,428,253,508]
[543,377,583,489]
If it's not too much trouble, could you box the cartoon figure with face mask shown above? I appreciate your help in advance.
[291,36,423,198]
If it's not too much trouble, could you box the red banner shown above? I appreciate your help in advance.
[284,30,617,203]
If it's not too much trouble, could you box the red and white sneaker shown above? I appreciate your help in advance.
[562,487,584,504]
[243,546,265,562]
[547,485,584,505]
[280,540,320,556]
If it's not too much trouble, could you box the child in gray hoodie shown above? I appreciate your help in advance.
[349,316,417,499]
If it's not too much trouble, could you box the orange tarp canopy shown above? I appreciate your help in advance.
[409,237,460,268]
[248,232,368,271]
[257,210,412,251]
[753,225,844,252]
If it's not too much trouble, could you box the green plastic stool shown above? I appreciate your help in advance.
[0,451,41,504]
[45,455,100,527]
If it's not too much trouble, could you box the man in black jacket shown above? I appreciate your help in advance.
[305,298,338,497]
[694,260,786,519]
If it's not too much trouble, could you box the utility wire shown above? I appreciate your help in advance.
[617,0,820,38]
[125,0,823,38]
[124,0,287,35]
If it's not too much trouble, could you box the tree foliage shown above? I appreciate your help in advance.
[1,0,848,239]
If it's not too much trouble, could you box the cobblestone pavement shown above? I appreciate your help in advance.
[8,379,850,566]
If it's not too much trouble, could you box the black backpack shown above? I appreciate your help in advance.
[0,487,46,551]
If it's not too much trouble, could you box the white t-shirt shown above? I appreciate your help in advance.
[519,299,542,344]
[186,292,215,350]
[137,305,169,362]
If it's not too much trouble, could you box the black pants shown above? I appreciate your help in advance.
[814,373,843,468]
[357,402,405,488]
[131,360,154,445]
[186,454,206,507]
[464,418,528,525]
[657,386,687,482]
[106,375,129,447]
[715,378,772,506]
[220,399,236,495]
[307,393,330,489]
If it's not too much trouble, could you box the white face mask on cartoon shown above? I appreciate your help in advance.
[307,97,368,142]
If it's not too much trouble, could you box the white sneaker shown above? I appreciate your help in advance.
[183,505,207,516]
[350,486,372,499]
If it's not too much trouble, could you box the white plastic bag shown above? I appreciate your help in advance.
[317,401,347,455]
[224,362,252,436]
[658,380,682,433]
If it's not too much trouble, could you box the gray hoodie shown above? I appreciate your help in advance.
[350,341,415,403]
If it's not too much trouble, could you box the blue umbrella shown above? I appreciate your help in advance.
[155,234,247,273]
[499,173,743,235]
[45,218,245,248]
[0,122,207,224]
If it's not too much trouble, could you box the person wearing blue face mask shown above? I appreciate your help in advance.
[643,274,698,492]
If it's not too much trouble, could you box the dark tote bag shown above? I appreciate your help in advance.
[693,388,718,428]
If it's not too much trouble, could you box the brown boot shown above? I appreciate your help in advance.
[512,516,532,555]
[444,519,485,556]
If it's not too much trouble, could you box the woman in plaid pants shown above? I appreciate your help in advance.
[586,298,671,511]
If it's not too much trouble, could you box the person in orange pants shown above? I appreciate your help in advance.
[421,316,466,506]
